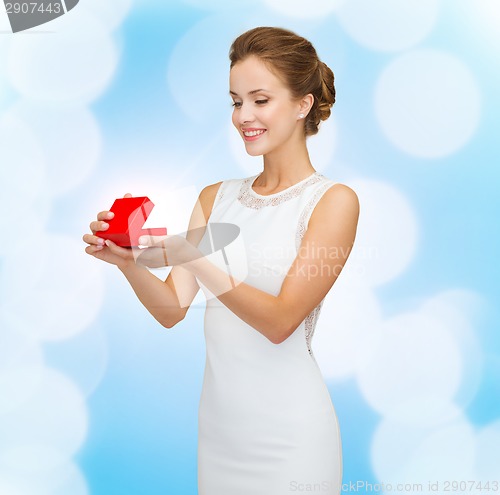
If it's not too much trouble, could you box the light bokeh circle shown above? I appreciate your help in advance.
[357,310,463,420]
[0,325,44,414]
[182,0,255,9]
[421,289,485,409]
[0,234,105,342]
[399,416,476,483]
[0,4,11,32]
[0,367,88,457]
[371,414,430,484]
[7,10,119,103]
[371,409,476,486]
[0,111,47,222]
[0,478,30,495]
[457,0,500,58]
[0,103,51,256]
[374,49,481,158]
[0,32,12,106]
[314,278,382,379]
[42,324,109,399]
[77,0,133,31]
[0,192,51,257]
[476,419,500,480]
[4,100,102,197]
[336,0,439,52]
[167,15,242,124]
[0,450,89,495]
[262,0,346,19]
[346,178,418,286]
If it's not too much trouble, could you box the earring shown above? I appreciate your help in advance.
[299,113,305,119]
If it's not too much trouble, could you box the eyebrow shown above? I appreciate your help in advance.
[229,89,272,96]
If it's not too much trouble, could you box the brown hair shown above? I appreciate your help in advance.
[229,26,336,137]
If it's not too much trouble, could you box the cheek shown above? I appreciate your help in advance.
[263,106,292,128]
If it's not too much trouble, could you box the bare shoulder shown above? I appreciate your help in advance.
[309,183,360,228]
[198,181,223,223]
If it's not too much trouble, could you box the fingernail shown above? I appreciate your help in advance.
[105,240,112,246]
[96,245,103,250]
[102,223,108,229]
[107,212,114,219]
[97,238,105,245]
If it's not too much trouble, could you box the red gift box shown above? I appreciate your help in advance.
[96,196,167,248]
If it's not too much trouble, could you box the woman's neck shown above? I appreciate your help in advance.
[258,142,315,189]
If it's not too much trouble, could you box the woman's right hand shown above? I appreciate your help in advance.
[83,193,135,269]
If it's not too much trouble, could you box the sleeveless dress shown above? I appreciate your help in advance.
[195,171,342,495]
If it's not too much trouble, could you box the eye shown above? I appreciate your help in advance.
[231,99,268,108]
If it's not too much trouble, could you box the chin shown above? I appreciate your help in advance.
[245,148,265,157]
[244,142,273,157]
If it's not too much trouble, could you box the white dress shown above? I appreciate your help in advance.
[195,171,342,495]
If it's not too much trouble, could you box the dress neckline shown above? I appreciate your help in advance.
[248,171,320,198]
[237,171,325,209]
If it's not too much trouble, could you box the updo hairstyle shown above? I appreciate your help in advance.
[229,26,336,137]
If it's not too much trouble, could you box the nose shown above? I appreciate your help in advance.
[237,102,254,126]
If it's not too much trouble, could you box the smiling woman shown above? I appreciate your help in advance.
[192,27,357,495]
[83,25,358,495]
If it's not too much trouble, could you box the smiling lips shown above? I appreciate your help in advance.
[242,128,267,141]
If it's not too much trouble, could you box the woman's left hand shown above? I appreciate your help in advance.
[131,234,201,268]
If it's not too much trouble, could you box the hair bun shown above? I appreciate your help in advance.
[317,61,336,122]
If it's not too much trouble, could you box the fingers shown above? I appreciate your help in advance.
[87,194,131,238]
[138,234,168,246]
[90,213,114,234]
[89,217,113,234]
[82,233,106,247]
[96,210,114,221]
[84,237,129,257]
[102,239,131,259]
[85,244,104,255]
[89,220,106,234]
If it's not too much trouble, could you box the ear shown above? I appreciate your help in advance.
[298,93,314,118]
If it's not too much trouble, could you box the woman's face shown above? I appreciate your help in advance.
[229,55,304,157]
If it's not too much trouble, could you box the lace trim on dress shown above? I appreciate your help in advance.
[304,301,325,357]
[238,173,324,209]
[295,180,336,250]
[213,180,227,211]
[295,180,337,357]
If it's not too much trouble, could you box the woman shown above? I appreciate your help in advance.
[84,26,359,495]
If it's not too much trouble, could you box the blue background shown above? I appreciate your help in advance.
[0,1,499,494]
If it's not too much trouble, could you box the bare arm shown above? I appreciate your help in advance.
[183,184,360,343]
[83,183,222,328]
